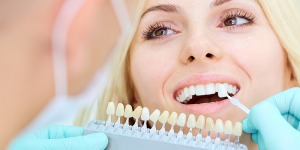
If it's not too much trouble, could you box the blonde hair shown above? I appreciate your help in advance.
[74,0,300,127]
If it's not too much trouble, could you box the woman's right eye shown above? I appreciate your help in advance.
[152,28,175,37]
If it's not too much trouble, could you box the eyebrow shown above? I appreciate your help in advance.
[211,0,233,8]
[141,0,234,18]
[141,4,178,18]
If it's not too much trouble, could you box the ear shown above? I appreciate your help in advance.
[287,61,298,87]
[66,0,121,95]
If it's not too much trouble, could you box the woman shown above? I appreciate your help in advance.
[76,0,300,149]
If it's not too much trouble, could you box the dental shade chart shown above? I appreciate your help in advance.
[85,94,247,149]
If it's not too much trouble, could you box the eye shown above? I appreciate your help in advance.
[153,28,175,37]
[224,17,249,26]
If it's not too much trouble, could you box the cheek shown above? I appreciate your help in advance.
[228,31,287,103]
[130,45,178,105]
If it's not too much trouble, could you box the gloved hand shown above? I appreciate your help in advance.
[8,125,108,150]
[242,87,300,150]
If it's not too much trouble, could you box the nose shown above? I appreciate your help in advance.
[180,31,223,65]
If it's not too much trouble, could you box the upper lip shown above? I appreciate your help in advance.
[173,73,241,98]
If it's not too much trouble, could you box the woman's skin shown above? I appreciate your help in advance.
[130,0,296,149]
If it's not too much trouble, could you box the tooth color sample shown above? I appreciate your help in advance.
[150,109,160,122]
[168,112,178,125]
[141,107,150,121]
[124,105,133,118]
[224,120,233,134]
[206,117,214,131]
[116,103,124,116]
[176,113,187,126]
[132,106,142,119]
[215,119,224,133]
[187,114,196,128]
[159,111,170,124]
[233,122,242,136]
[196,115,205,129]
[106,102,115,115]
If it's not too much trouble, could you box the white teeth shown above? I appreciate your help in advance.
[176,83,238,103]
[159,111,169,124]
[205,83,216,95]
[116,103,124,116]
[181,91,186,100]
[215,119,224,133]
[232,86,237,94]
[187,114,196,128]
[205,117,214,131]
[176,113,186,127]
[224,120,233,134]
[228,84,233,94]
[132,106,142,119]
[141,107,149,121]
[215,83,221,91]
[189,85,196,95]
[223,83,229,90]
[218,84,228,98]
[196,115,205,129]
[196,85,206,96]
[184,87,189,98]
[233,122,242,136]
[106,102,115,115]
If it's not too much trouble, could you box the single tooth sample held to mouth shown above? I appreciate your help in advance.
[115,103,124,128]
[219,84,250,114]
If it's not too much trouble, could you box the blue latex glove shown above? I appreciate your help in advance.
[8,125,108,150]
[242,87,300,150]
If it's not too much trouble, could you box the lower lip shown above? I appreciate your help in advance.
[175,98,231,114]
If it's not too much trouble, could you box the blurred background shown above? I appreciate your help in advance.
[0,0,139,130]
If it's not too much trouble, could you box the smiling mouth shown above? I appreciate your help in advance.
[174,83,239,104]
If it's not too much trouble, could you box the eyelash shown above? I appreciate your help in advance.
[142,22,174,40]
[219,9,256,29]
[143,10,256,40]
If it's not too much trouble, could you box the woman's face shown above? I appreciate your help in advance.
[130,0,294,146]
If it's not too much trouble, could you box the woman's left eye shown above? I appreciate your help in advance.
[153,28,175,37]
[223,17,249,26]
